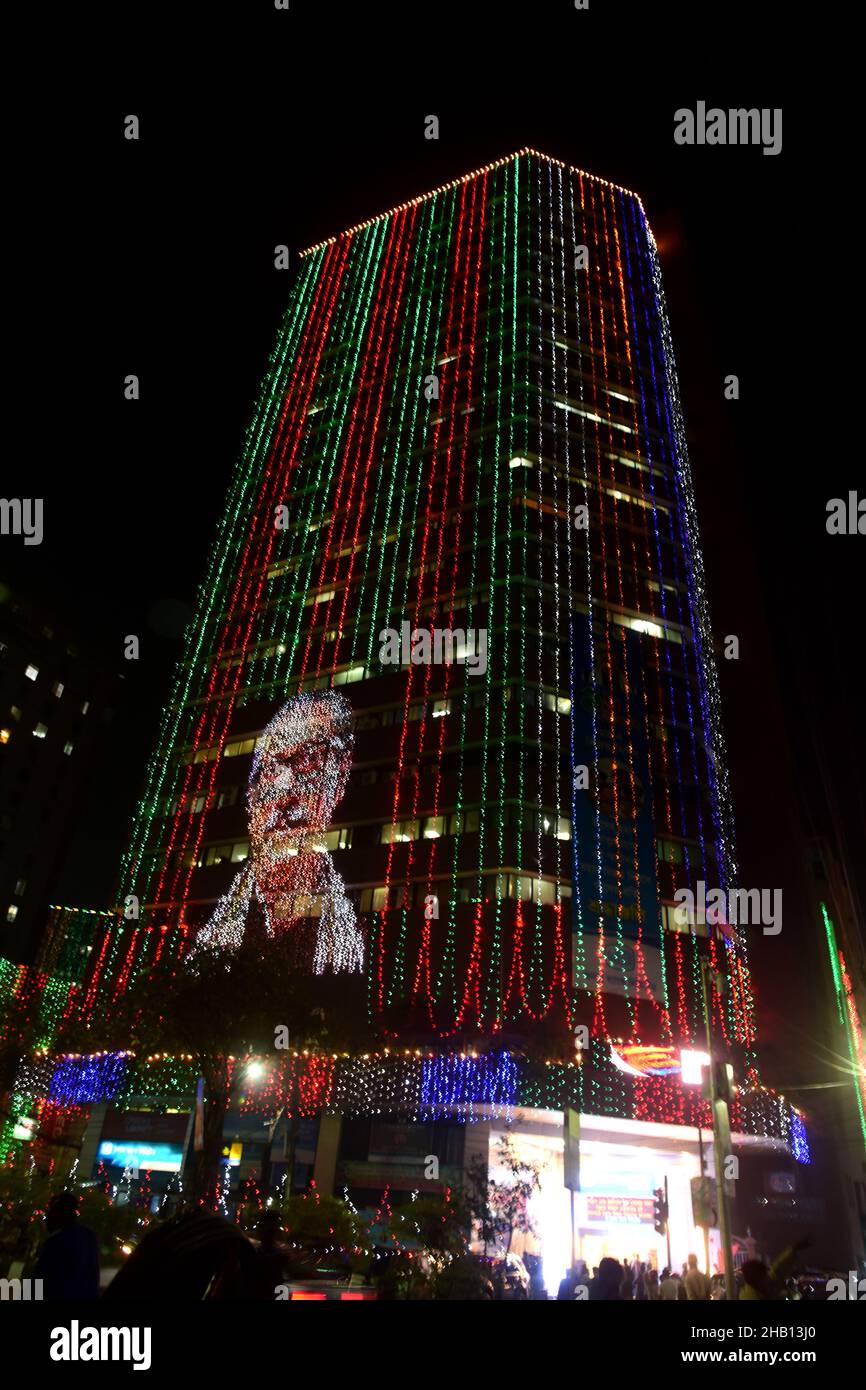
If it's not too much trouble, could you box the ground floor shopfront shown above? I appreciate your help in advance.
[480,1107,722,1293]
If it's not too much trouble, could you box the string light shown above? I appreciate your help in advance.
[2,152,769,1150]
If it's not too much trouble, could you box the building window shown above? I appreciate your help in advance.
[542,692,572,716]
[0,729,10,745]
[217,786,238,810]
[333,664,365,685]
[423,816,446,839]
[10,706,21,722]
[5,905,18,923]
[33,723,48,739]
[308,826,352,852]
[661,901,708,937]
[25,664,38,681]
[381,819,419,845]
[52,681,64,698]
[449,808,480,835]
[63,741,74,756]
[657,838,685,865]
[14,879,26,896]
[360,886,389,912]
[81,701,90,715]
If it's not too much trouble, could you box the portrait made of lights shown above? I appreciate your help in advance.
[190,691,364,975]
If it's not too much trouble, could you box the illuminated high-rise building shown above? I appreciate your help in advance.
[35,152,810,1274]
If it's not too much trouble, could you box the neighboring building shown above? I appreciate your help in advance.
[804,840,866,1269]
[26,152,810,1284]
[0,584,114,965]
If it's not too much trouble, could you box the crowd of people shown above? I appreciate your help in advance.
[558,1236,811,1301]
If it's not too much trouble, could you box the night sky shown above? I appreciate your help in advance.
[6,14,861,1088]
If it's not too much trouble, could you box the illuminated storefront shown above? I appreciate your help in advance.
[481,1106,792,1295]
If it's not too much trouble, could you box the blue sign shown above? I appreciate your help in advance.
[98,1140,184,1173]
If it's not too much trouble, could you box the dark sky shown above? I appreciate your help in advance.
[7,10,861,1082]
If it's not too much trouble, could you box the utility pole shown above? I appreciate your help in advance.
[664,1175,671,1273]
[699,957,737,1300]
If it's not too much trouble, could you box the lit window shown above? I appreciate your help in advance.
[5,905,18,923]
[10,706,21,721]
[423,816,446,839]
[449,809,480,835]
[204,843,235,867]
[14,879,26,896]
[231,842,250,863]
[217,786,238,810]
[509,456,533,469]
[631,617,663,638]
[381,820,418,845]
[314,589,335,604]
[657,839,684,865]
[33,723,48,739]
[0,729,10,745]
[333,664,365,686]
[541,815,571,841]
[542,692,571,716]
[661,902,708,937]
[81,701,90,715]
[52,681,64,698]
[63,741,74,756]
[25,664,38,681]
[431,699,451,718]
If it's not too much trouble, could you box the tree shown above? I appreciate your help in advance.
[57,929,369,1204]
[466,1133,542,1257]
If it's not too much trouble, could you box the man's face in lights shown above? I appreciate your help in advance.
[247,700,352,859]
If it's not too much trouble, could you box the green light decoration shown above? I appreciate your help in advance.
[821,901,866,1155]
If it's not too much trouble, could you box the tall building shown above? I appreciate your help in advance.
[0,584,115,965]
[47,151,808,1279]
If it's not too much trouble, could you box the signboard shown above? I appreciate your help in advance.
[584,1194,655,1225]
[98,1108,190,1174]
[369,1120,442,1164]
[98,1139,185,1173]
[564,1108,581,1191]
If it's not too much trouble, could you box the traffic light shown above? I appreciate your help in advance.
[653,1186,668,1236]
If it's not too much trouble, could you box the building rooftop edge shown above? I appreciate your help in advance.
[298,148,645,257]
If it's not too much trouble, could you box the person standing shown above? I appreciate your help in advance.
[684,1252,712,1300]
[34,1192,100,1300]
[589,1257,625,1300]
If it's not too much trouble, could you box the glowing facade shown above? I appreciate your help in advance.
[78,149,756,1070]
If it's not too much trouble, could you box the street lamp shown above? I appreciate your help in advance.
[679,960,737,1302]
